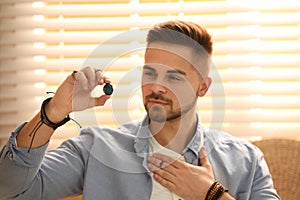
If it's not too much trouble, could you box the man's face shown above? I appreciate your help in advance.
[142,43,207,123]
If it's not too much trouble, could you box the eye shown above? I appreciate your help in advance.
[167,74,182,81]
[143,70,156,77]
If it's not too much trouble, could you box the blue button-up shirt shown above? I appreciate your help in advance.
[0,116,280,200]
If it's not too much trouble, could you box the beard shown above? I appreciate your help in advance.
[144,92,197,123]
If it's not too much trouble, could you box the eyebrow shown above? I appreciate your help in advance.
[166,69,187,76]
[143,65,155,71]
[143,65,187,76]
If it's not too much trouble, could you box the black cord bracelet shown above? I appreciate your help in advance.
[40,97,70,130]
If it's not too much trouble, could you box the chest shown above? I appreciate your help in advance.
[82,156,152,200]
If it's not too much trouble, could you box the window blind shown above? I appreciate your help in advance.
[0,0,299,149]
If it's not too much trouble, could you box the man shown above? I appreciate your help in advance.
[0,21,279,200]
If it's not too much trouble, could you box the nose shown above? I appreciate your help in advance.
[150,82,167,94]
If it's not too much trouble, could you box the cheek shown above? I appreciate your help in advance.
[169,84,197,104]
[141,84,151,98]
[171,82,197,96]
[173,92,192,105]
[168,87,195,105]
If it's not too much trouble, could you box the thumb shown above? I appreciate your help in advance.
[94,95,111,107]
[199,146,211,168]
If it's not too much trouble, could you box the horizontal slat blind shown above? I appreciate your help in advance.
[0,0,299,149]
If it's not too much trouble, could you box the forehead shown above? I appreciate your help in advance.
[145,42,197,71]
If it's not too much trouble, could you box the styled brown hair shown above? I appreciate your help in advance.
[146,20,213,55]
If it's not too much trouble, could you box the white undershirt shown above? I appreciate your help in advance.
[148,136,185,200]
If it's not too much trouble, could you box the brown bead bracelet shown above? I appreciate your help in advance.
[205,181,228,200]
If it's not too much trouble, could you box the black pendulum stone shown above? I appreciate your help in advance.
[103,83,113,95]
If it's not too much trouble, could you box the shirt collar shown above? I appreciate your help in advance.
[133,114,204,170]
[182,114,204,165]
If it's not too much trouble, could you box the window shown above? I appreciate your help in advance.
[0,0,299,149]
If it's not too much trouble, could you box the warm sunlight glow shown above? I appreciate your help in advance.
[33,56,46,62]
[1,0,299,150]
[32,1,44,8]
[33,28,46,35]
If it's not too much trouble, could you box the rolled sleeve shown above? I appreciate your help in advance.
[249,148,280,200]
[0,123,48,198]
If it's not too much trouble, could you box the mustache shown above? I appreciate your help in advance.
[145,92,172,104]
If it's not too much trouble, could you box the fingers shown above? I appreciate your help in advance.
[70,67,112,110]
[82,67,97,89]
[148,157,169,171]
[148,148,212,172]
[150,153,183,169]
[153,172,176,191]
[199,146,211,168]
[79,67,104,89]
[95,69,111,84]
[147,153,183,174]
[147,154,179,191]
[73,66,111,90]
[150,164,175,183]
[73,70,89,90]
[93,94,111,107]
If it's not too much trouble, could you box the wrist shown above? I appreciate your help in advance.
[219,192,235,200]
[41,98,70,130]
[45,98,70,123]
[40,97,71,130]
[205,181,228,200]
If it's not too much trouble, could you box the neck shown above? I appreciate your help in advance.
[149,109,198,153]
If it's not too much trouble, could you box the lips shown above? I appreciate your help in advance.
[145,92,171,108]
[147,99,170,108]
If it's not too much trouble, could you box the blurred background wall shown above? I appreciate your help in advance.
[0,0,299,149]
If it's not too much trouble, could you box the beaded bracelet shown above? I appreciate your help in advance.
[205,181,228,200]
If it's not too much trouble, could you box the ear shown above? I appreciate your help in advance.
[197,77,212,97]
